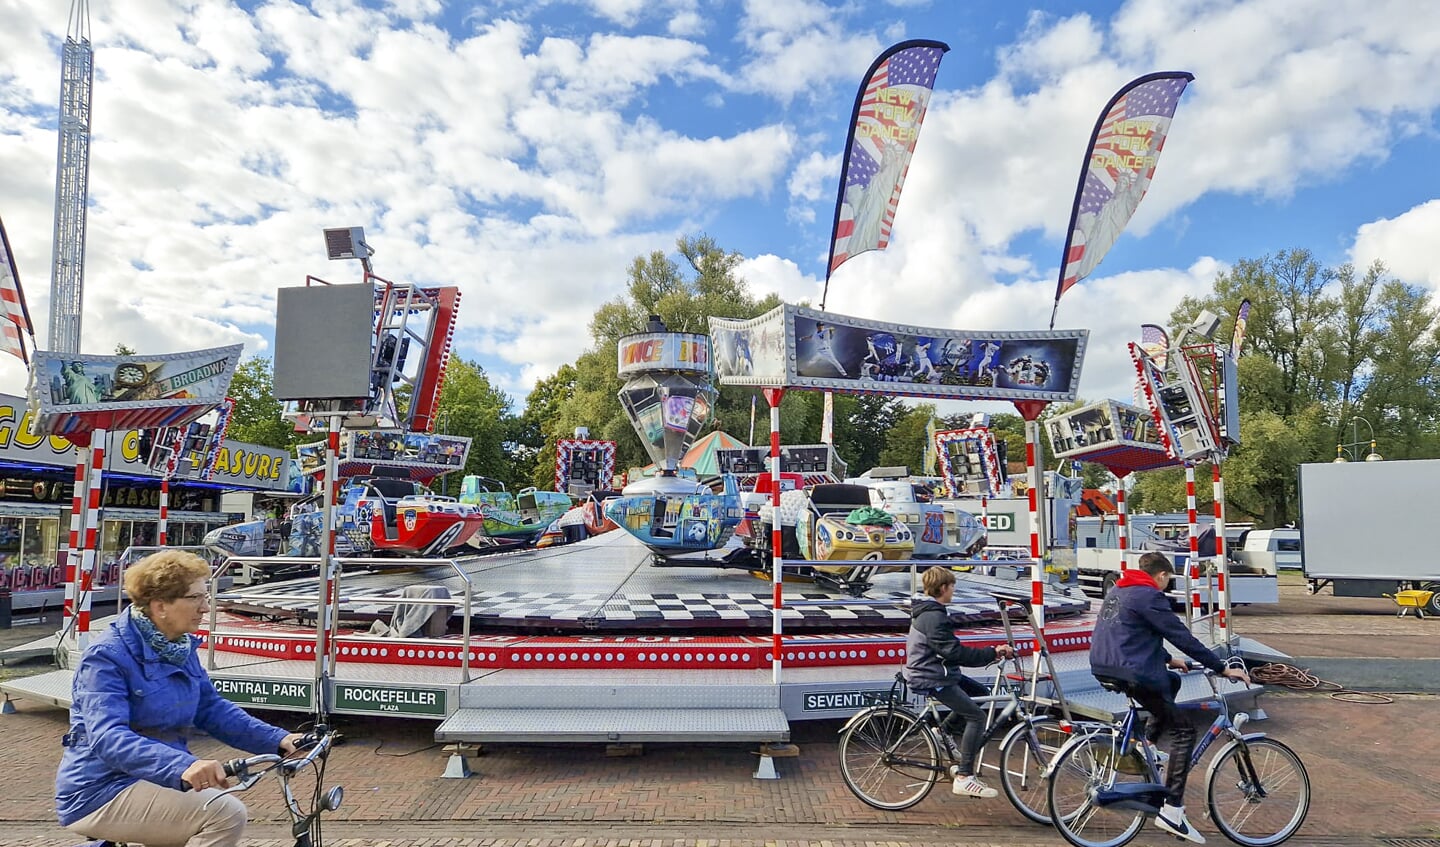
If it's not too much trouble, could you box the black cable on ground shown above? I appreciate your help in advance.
[372,738,442,757]
[1251,661,1394,704]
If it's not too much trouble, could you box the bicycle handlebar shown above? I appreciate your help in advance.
[206,731,329,786]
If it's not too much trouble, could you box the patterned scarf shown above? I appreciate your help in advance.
[130,606,193,667]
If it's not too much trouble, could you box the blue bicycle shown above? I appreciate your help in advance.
[1045,663,1309,847]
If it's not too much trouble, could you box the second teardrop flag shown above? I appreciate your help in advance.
[1051,72,1194,327]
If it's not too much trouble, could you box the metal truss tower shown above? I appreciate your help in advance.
[48,0,93,354]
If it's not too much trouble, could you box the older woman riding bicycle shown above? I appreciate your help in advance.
[55,549,305,847]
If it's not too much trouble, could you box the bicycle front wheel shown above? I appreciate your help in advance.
[997,717,1069,825]
[1207,736,1311,847]
[838,706,941,810]
[1046,730,1146,847]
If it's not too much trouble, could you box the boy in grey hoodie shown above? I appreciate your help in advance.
[904,566,1015,798]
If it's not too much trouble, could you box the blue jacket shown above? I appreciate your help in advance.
[55,609,289,826]
[1089,570,1227,689]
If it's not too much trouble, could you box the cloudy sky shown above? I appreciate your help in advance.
[1,0,1438,421]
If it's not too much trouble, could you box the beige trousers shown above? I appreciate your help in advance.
[65,779,248,847]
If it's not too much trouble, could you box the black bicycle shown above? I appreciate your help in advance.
[206,728,344,847]
[838,659,1074,823]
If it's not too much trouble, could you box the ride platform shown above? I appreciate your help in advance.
[216,531,1091,633]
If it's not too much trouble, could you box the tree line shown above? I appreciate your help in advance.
[227,242,1438,527]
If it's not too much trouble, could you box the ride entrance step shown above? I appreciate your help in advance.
[0,668,75,711]
[434,706,790,743]
[434,682,790,744]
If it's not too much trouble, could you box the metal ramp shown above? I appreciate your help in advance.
[436,670,790,744]
[0,629,60,666]
[1,669,75,710]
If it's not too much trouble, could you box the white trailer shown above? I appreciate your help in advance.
[1298,458,1440,616]
[1071,514,1278,605]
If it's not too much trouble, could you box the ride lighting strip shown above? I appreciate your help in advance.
[198,618,1096,671]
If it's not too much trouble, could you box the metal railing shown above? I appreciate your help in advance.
[112,545,218,612]
[206,554,475,684]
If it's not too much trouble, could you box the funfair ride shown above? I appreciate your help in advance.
[602,319,745,555]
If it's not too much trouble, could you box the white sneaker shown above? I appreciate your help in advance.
[952,775,999,799]
[1141,741,1171,769]
[1155,803,1206,844]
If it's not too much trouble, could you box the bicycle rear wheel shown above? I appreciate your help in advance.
[1046,730,1147,847]
[1206,737,1310,847]
[838,706,941,810]
[997,716,1068,825]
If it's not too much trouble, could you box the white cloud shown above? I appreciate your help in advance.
[732,0,885,102]
[736,253,819,305]
[1,0,1437,418]
[785,149,838,224]
[1350,200,1440,290]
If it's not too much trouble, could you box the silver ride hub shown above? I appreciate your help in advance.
[615,317,716,490]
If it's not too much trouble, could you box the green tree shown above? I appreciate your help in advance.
[532,235,787,483]
[1167,249,1339,523]
[227,358,302,450]
[1357,281,1440,458]
[878,403,936,471]
[517,364,580,490]
[434,358,516,489]
[828,394,904,473]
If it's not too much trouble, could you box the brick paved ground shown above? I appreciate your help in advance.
[1,572,1436,846]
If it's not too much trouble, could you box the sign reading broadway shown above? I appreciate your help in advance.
[26,344,243,438]
[710,305,1086,402]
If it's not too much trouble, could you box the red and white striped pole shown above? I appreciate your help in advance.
[157,477,170,546]
[1212,463,1231,644]
[61,444,91,645]
[980,494,989,558]
[77,429,107,653]
[1024,419,1045,634]
[1012,401,1048,639]
[1185,463,1200,626]
[1116,474,1129,571]
[764,387,785,685]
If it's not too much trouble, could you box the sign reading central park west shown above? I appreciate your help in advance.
[333,683,448,717]
[213,678,313,709]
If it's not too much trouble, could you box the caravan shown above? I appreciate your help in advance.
[1231,528,1302,571]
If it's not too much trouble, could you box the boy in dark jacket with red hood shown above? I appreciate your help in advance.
[1090,552,1251,844]
[904,566,1015,799]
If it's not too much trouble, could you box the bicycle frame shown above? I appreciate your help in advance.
[1055,669,1258,815]
[1111,672,1253,779]
[207,732,342,847]
[845,660,1038,775]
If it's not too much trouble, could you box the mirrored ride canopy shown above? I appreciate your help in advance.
[616,318,716,496]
